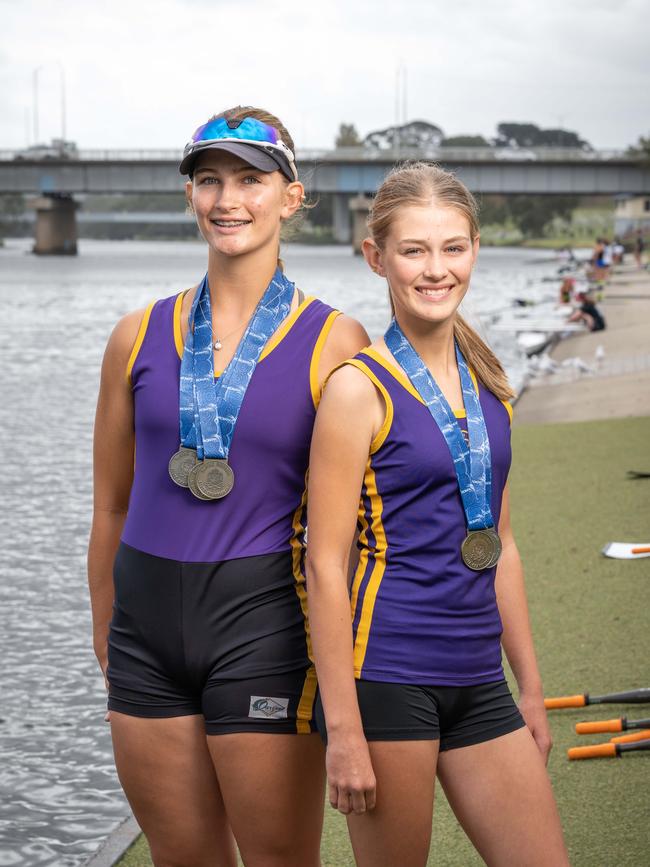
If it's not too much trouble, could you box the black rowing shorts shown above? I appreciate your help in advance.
[315,679,525,750]
[107,543,317,735]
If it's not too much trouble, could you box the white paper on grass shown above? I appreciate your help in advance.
[601,542,650,559]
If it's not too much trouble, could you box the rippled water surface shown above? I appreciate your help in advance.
[0,239,562,865]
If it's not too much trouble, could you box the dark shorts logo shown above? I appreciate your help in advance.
[249,695,289,719]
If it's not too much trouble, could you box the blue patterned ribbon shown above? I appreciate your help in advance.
[384,319,494,531]
[179,268,295,460]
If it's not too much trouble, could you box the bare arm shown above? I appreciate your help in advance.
[317,313,370,388]
[306,365,383,815]
[87,310,143,678]
[317,313,370,580]
[495,485,552,762]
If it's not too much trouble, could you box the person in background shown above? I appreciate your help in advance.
[88,105,368,866]
[634,230,645,269]
[612,237,625,265]
[558,276,575,304]
[568,288,606,332]
[306,162,569,866]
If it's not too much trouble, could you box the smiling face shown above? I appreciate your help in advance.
[363,200,479,329]
[187,150,303,261]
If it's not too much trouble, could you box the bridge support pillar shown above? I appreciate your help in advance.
[29,194,79,255]
[332,194,351,243]
[349,195,373,255]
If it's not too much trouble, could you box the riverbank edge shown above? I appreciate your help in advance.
[84,817,141,867]
[513,261,650,423]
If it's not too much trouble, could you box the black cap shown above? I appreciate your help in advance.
[180,140,296,182]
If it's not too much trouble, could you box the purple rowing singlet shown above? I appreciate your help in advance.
[343,347,513,686]
[121,291,340,563]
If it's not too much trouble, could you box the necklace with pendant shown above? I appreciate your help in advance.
[213,318,248,351]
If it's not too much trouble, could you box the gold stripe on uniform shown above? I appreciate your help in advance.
[361,347,424,405]
[360,347,475,418]
[350,485,371,623]
[259,296,316,361]
[289,474,317,734]
[309,310,342,408]
[173,291,185,358]
[126,300,156,385]
[340,358,394,453]
[352,458,388,677]
[173,292,315,361]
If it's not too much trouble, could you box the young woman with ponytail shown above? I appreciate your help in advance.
[306,163,568,865]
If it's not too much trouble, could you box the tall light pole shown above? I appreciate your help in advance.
[33,65,44,143]
[56,61,67,141]
[32,62,67,146]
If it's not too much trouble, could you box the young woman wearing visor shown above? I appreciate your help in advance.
[88,106,368,866]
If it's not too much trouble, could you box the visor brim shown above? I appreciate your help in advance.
[180,140,294,181]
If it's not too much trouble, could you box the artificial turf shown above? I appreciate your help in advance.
[116,416,650,866]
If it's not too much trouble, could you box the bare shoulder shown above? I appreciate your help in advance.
[321,360,378,410]
[324,313,370,357]
[102,306,149,374]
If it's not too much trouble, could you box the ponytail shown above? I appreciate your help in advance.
[453,314,514,402]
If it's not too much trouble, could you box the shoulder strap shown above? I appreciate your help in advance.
[324,357,394,454]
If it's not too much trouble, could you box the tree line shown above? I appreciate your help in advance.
[335,120,592,150]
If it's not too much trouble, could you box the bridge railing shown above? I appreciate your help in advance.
[0,147,633,163]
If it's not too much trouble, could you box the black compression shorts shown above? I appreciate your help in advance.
[107,542,317,735]
[315,679,525,750]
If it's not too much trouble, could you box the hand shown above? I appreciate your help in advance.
[519,692,553,764]
[326,732,376,815]
[96,652,111,723]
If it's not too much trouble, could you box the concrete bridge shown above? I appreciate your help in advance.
[2,146,649,252]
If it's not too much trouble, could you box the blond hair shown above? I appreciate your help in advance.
[367,161,514,402]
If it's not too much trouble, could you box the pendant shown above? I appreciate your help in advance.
[214,339,222,351]
[461,527,502,571]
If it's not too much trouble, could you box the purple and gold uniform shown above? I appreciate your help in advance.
[108,290,340,734]
[346,348,513,686]
[314,347,525,749]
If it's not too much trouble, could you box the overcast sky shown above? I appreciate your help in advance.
[1,0,648,152]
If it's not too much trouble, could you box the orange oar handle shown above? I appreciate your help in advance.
[611,730,650,744]
[545,695,586,709]
[568,743,617,760]
[576,719,622,734]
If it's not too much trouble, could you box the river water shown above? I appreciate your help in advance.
[0,239,563,866]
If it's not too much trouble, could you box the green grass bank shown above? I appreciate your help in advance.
[117,416,650,867]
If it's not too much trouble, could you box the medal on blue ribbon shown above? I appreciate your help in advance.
[169,268,295,499]
[384,319,502,571]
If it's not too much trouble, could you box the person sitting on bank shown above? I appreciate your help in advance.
[568,289,606,332]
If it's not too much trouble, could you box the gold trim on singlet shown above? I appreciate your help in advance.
[289,474,318,734]
[339,358,394,453]
[360,347,474,419]
[172,290,318,362]
[126,301,156,386]
[351,457,388,677]
[309,310,342,409]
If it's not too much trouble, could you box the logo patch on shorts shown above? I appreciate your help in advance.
[248,696,289,719]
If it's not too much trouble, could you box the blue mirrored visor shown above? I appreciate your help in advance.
[180,116,297,181]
